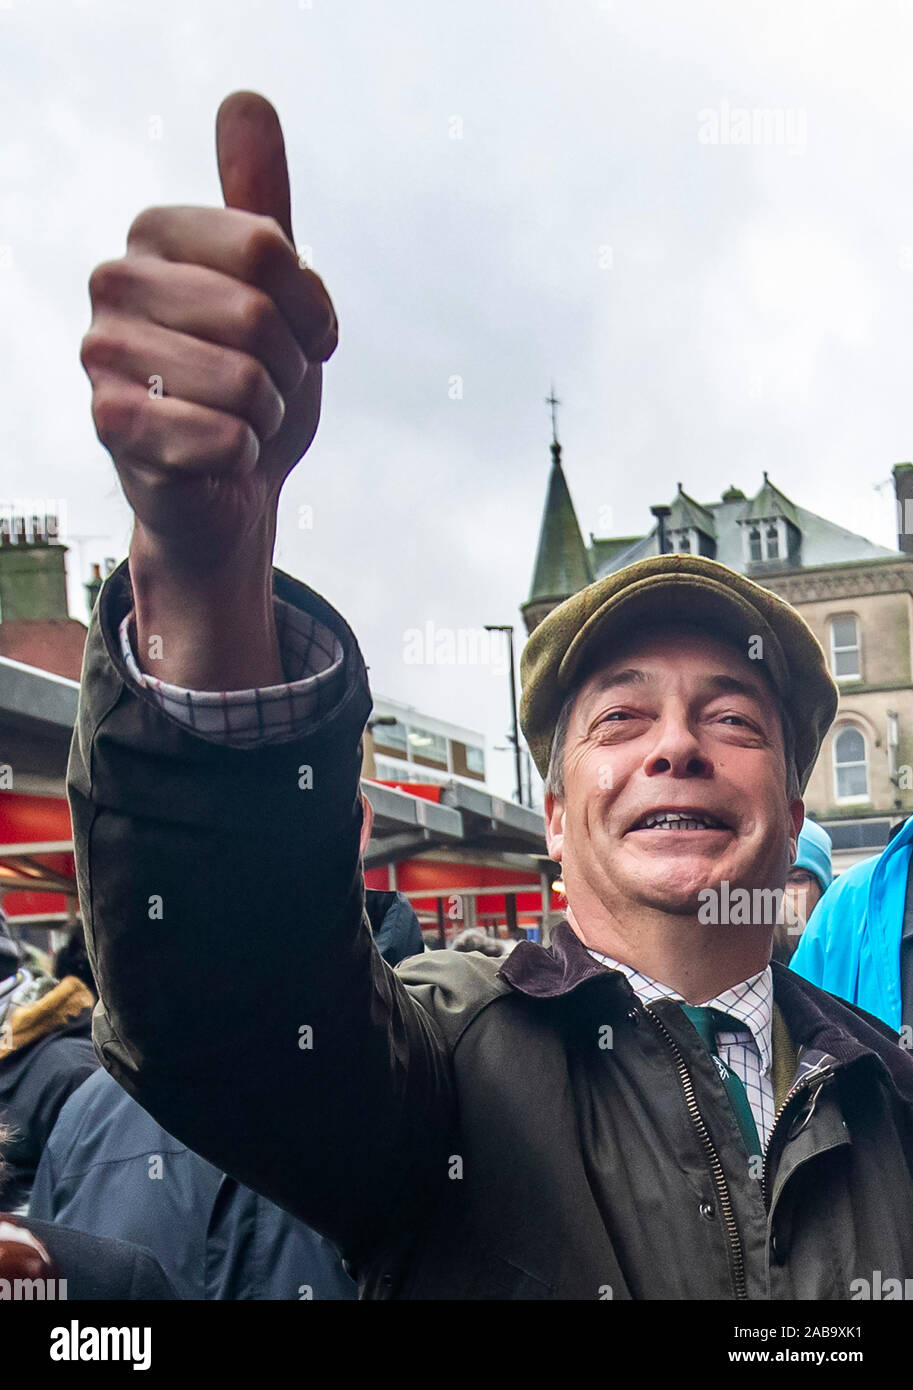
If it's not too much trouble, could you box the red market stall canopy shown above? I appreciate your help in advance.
[363,781,562,932]
[0,654,81,925]
[0,792,78,923]
[0,651,561,935]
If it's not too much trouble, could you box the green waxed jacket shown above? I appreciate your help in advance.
[69,561,913,1300]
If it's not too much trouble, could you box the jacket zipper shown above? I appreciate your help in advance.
[759,1059,837,1209]
[643,1003,748,1301]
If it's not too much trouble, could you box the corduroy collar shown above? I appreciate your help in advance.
[499,921,913,1104]
[498,921,608,999]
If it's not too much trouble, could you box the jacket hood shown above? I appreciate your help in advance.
[1,976,95,1057]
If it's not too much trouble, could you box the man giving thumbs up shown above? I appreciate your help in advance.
[73,92,913,1305]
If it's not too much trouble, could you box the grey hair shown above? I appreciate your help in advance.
[544,689,576,802]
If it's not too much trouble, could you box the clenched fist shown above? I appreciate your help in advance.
[82,91,336,570]
[81,92,338,688]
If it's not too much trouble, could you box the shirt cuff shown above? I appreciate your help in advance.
[118,599,345,746]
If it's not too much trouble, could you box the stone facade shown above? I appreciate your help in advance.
[523,463,913,866]
[765,563,913,866]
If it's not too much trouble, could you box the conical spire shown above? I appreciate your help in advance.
[526,394,593,604]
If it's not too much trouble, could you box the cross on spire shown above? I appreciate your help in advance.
[545,385,561,446]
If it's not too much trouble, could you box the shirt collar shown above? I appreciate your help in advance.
[585,947,774,1076]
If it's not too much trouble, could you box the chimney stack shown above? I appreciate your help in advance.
[650,504,672,555]
[893,463,913,556]
[0,512,69,622]
[84,563,103,613]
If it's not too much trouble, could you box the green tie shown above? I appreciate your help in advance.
[680,1004,762,1160]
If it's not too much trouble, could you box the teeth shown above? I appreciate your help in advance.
[640,812,722,831]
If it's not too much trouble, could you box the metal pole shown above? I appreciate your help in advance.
[485,623,524,805]
[506,628,523,806]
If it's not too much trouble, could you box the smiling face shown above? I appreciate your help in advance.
[545,623,805,925]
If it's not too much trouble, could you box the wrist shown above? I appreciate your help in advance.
[128,518,283,689]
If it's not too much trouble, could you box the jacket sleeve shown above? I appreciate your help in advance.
[67,561,455,1265]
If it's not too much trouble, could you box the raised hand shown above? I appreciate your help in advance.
[83,90,335,565]
[81,92,337,685]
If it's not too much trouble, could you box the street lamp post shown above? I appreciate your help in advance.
[485,623,523,806]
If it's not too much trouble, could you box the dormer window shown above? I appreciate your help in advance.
[669,527,697,554]
[663,485,717,560]
[742,516,787,564]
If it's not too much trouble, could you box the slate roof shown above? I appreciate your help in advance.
[588,478,897,581]
[737,471,800,528]
[667,483,717,537]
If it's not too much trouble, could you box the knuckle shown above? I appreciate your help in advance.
[317,306,336,346]
[80,326,127,373]
[126,205,164,247]
[155,439,180,470]
[239,219,288,283]
[303,273,337,346]
[157,434,190,470]
[318,321,339,360]
[230,355,268,414]
[233,290,275,351]
[222,415,257,466]
[91,383,140,450]
[88,259,129,306]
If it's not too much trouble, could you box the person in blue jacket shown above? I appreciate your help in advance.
[790,816,913,1032]
[29,1063,358,1300]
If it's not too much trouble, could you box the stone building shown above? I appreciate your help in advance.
[523,441,913,869]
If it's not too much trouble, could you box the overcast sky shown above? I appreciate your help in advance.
[3,0,913,801]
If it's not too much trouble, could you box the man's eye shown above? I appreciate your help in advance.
[717,713,759,731]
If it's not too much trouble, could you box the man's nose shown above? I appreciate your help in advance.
[642,711,713,779]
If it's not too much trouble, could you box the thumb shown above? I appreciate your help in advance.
[216,91,295,247]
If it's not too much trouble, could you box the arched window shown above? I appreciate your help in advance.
[765,522,779,559]
[833,725,868,801]
[677,533,691,552]
[829,614,861,681]
[748,526,762,562]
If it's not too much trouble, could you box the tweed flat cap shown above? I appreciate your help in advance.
[520,553,838,792]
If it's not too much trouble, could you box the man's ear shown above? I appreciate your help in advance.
[359,792,375,856]
[787,797,804,862]
[545,791,565,863]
